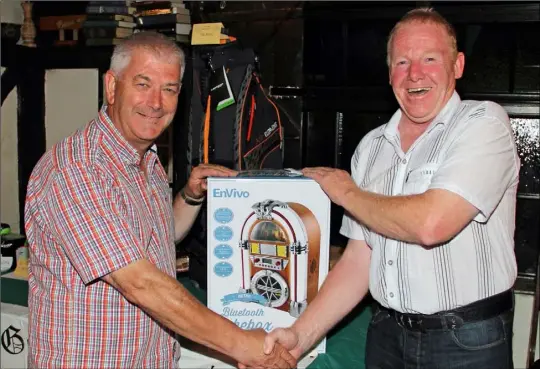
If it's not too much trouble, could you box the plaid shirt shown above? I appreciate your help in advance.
[24,106,180,368]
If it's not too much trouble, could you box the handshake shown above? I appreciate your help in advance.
[235,326,306,369]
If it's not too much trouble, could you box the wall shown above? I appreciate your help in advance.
[0,1,23,25]
[44,69,98,150]
[0,68,98,233]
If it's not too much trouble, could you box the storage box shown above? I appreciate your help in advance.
[1,233,26,274]
[207,170,331,353]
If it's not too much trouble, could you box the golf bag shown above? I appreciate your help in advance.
[181,43,285,288]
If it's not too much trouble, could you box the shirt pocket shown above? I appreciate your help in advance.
[117,185,153,252]
[402,163,439,195]
[361,170,392,196]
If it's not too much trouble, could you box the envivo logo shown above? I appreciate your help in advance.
[212,188,250,198]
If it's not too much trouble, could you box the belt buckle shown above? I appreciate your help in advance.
[410,316,425,332]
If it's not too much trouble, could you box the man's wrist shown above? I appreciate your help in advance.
[229,328,251,363]
[180,187,205,206]
[293,322,314,355]
[336,186,357,208]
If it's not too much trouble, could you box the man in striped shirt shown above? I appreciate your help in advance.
[261,8,518,369]
[25,32,296,369]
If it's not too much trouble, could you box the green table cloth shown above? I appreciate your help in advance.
[1,275,370,368]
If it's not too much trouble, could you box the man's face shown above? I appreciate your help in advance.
[105,49,181,152]
[389,22,464,126]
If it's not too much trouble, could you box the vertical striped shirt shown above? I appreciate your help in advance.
[24,106,180,368]
[340,92,519,314]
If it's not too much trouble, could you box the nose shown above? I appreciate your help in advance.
[147,87,163,111]
[408,61,424,82]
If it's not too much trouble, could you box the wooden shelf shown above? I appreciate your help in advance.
[1,42,114,70]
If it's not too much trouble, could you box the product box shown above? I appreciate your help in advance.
[207,169,331,353]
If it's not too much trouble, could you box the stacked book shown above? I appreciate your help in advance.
[83,1,136,46]
[132,1,192,44]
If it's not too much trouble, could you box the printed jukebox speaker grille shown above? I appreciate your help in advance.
[238,199,321,317]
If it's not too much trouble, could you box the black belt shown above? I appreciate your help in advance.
[374,289,514,331]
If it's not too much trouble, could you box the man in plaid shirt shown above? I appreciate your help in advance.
[24,32,296,369]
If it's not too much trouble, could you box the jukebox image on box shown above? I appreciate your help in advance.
[238,199,321,317]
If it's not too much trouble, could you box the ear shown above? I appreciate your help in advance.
[104,70,117,105]
[454,52,465,79]
[387,57,393,85]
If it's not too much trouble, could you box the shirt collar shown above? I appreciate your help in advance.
[96,105,140,166]
[378,91,462,141]
[96,105,159,168]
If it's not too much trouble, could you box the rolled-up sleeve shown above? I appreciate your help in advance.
[340,142,369,242]
[429,106,520,223]
[45,162,146,284]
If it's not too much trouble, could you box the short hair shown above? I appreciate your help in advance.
[386,7,458,66]
[110,31,186,80]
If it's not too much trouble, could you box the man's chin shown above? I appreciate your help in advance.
[403,111,437,125]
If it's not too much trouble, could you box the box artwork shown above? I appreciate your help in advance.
[207,170,331,353]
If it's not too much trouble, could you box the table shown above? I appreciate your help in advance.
[1,274,370,368]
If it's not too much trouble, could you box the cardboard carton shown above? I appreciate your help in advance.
[206,169,331,353]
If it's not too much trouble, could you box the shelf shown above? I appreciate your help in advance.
[1,42,114,70]
[518,193,540,200]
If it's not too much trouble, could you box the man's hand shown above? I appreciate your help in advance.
[302,167,358,207]
[185,164,237,199]
[263,327,304,360]
[236,329,297,369]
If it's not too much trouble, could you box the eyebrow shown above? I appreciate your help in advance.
[134,74,151,82]
[133,74,180,88]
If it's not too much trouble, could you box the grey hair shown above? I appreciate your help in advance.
[109,31,186,80]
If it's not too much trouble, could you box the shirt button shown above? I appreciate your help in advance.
[389,292,395,298]
[388,260,393,266]
[402,159,407,164]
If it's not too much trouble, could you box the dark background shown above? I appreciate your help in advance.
[2,1,539,283]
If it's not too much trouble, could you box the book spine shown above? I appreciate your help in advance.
[176,23,192,35]
[175,14,191,24]
[86,38,123,46]
[85,27,132,39]
[172,8,190,15]
[136,13,177,26]
[86,14,134,22]
[86,5,133,15]
[134,1,172,10]
[84,20,135,28]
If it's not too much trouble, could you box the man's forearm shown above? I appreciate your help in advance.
[292,241,371,354]
[173,194,202,242]
[342,188,430,244]
[116,261,247,360]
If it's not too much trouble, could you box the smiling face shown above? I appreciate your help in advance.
[389,21,465,126]
[105,48,181,155]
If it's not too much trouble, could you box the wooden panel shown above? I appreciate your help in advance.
[17,67,46,233]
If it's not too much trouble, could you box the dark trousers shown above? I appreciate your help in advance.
[366,304,514,369]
